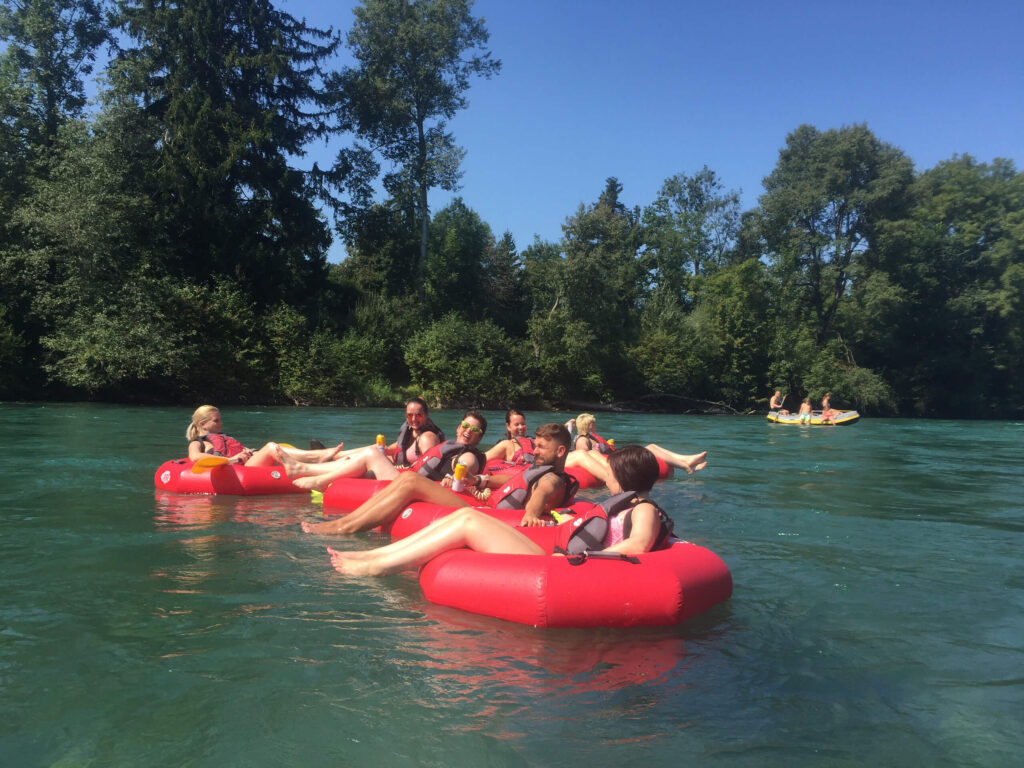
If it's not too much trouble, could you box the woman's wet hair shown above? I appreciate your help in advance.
[607,446,659,493]
[504,408,525,440]
[462,410,487,435]
[187,405,219,441]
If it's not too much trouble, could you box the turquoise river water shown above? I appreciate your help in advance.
[0,404,1021,767]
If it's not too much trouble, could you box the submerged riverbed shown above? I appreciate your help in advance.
[1,404,1021,767]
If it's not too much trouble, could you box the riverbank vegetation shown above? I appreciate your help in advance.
[2,1,1021,417]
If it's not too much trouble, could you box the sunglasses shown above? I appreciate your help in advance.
[459,421,483,434]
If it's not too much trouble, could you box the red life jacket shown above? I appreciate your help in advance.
[194,433,246,457]
[509,436,535,464]
[411,440,486,482]
[489,464,579,510]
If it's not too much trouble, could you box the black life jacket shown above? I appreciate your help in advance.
[489,463,579,510]
[410,440,485,482]
[394,419,445,464]
[554,491,674,555]
[588,431,614,454]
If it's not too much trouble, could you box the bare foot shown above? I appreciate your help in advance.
[320,442,345,462]
[274,444,309,477]
[304,518,347,534]
[292,475,329,491]
[684,451,708,475]
[328,546,378,576]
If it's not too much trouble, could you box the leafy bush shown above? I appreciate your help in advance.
[404,313,531,406]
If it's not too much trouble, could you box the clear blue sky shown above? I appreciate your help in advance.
[284,0,1023,262]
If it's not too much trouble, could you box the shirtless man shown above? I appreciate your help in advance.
[769,390,790,415]
[302,422,576,534]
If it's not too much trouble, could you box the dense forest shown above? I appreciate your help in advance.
[2,0,1022,418]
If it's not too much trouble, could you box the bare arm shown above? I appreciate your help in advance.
[485,440,512,462]
[519,473,564,528]
[600,503,660,555]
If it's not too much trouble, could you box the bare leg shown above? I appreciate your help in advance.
[565,449,614,485]
[276,445,401,489]
[327,508,544,576]
[644,444,708,475]
[303,471,470,533]
[245,441,346,467]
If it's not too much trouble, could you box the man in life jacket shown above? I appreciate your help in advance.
[303,421,575,535]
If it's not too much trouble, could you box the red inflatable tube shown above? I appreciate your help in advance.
[418,540,732,628]
[154,459,305,495]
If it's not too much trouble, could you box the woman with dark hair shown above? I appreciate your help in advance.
[324,446,676,577]
[484,409,536,465]
[277,411,485,492]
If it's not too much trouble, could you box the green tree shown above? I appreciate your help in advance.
[481,230,528,336]
[642,166,741,300]
[0,0,107,148]
[556,178,645,399]
[110,0,340,308]
[757,124,913,411]
[857,155,1024,416]
[404,312,528,406]
[759,124,914,344]
[331,0,500,301]
[424,196,491,318]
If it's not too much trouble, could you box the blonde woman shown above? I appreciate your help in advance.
[569,412,707,475]
[186,405,342,466]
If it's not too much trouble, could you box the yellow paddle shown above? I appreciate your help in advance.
[191,456,230,473]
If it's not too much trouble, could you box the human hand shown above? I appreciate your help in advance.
[519,511,544,527]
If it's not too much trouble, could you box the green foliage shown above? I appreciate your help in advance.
[268,307,393,406]
[424,197,492,318]
[403,313,530,406]
[642,166,742,303]
[110,0,339,308]
[0,307,26,394]
[1,1,1021,428]
[331,0,500,296]
[481,231,528,336]
[760,123,914,344]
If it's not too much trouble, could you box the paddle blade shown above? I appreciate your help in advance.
[192,456,230,473]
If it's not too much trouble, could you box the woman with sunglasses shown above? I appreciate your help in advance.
[276,411,487,492]
[324,446,674,577]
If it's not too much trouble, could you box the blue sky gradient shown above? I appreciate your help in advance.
[289,0,1023,260]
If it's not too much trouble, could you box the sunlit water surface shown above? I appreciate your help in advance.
[1,404,1021,767]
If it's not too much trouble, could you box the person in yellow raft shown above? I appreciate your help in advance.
[187,405,343,466]
[798,397,813,424]
[769,390,790,415]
